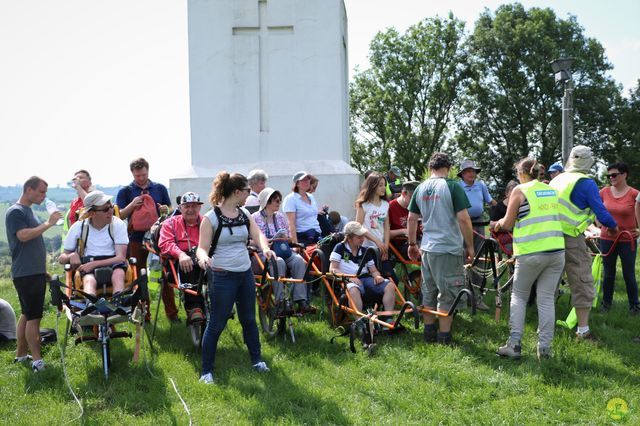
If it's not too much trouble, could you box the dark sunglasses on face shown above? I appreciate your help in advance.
[607,173,621,179]
[93,203,113,212]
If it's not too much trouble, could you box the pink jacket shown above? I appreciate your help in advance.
[158,214,201,259]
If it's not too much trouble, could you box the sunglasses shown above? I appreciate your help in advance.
[240,187,251,193]
[93,203,113,212]
[607,173,622,179]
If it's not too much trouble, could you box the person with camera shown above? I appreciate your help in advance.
[158,192,207,324]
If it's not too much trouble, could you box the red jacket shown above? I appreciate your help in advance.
[158,214,201,259]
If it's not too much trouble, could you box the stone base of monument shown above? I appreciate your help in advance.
[170,160,361,220]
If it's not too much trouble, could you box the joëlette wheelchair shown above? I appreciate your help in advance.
[49,259,148,379]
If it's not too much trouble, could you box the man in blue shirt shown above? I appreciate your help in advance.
[116,158,174,319]
[458,159,496,311]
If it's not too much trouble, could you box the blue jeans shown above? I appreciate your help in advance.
[201,268,262,375]
[600,239,639,308]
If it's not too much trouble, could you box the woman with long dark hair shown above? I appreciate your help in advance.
[196,172,275,384]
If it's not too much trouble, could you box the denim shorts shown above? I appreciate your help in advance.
[346,276,389,297]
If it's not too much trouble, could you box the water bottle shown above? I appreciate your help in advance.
[45,199,64,226]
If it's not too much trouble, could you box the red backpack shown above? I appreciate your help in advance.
[130,193,159,231]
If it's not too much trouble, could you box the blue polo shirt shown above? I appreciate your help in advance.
[459,179,493,219]
[116,180,171,242]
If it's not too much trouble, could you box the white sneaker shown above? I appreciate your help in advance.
[31,359,46,373]
[13,354,32,364]
[199,373,215,384]
[252,361,270,373]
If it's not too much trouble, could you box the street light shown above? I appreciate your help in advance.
[550,58,574,164]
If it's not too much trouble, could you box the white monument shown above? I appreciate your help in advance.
[171,0,360,217]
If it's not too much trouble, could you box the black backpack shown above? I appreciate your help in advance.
[143,209,181,253]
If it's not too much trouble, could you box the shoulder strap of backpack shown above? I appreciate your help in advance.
[208,206,224,258]
[77,219,89,258]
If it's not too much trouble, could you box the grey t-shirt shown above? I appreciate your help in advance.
[5,204,46,278]
[0,298,17,340]
[204,207,251,272]
[408,177,471,256]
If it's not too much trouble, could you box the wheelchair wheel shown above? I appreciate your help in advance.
[188,321,206,348]
[403,270,422,305]
[257,285,279,337]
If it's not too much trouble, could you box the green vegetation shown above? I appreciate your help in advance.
[1,271,639,424]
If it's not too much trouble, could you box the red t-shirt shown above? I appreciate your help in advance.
[68,197,84,227]
[388,198,408,231]
[600,186,639,241]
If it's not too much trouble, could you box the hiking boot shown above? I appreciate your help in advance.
[599,303,611,314]
[252,361,270,373]
[199,373,215,384]
[536,345,552,361]
[437,332,452,346]
[423,325,437,343]
[13,354,32,364]
[31,359,46,373]
[475,295,490,312]
[629,305,640,316]
[575,330,598,342]
[497,340,522,359]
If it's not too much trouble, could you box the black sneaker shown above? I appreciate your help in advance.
[599,303,611,313]
[629,305,640,316]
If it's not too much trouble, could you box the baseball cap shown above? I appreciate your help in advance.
[292,171,310,183]
[457,159,481,177]
[180,191,203,205]
[343,221,367,237]
[84,191,113,210]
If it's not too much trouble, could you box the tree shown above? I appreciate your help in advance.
[349,14,470,179]
[602,81,640,187]
[457,3,623,188]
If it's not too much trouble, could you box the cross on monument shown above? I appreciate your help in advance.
[232,0,294,133]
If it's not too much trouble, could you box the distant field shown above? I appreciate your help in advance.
[0,202,64,245]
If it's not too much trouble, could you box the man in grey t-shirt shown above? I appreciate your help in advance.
[407,153,474,345]
[5,176,62,372]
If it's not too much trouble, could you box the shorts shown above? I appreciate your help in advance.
[13,274,47,320]
[346,276,389,303]
[421,251,465,312]
[80,255,127,277]
[563,235,595,308]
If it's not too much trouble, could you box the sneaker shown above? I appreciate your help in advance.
[423,325,437,343]
[275,301,286,318]
[629,305,640,316]
[13,354,32,364]
[475,295,490,312]
[632,336,640,344]
[31,359,46,373]
[575,330,598,341]
[497,340,522,359]
[198,373,215,384]
[599,303,611,313]
[536,345,552,361]
[252,361,270,373]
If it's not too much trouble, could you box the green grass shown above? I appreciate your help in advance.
[1,272,639,425]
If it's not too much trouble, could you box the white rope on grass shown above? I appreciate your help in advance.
[55,312,84,424]
[169,377,193,426]
[138,305,192,425]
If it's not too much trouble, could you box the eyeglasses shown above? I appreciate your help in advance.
[93,203,113,212]
[607,173,621,179]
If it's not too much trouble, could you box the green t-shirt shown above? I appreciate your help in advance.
[408,177,470,255]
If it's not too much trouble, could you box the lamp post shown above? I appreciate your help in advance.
[551,58,574,165]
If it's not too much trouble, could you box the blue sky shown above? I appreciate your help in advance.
[0,0,637,188]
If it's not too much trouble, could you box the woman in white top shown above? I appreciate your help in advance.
[282,171,322,246]
[196,172,275,384]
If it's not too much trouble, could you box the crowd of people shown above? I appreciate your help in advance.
[4,148,640,379]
